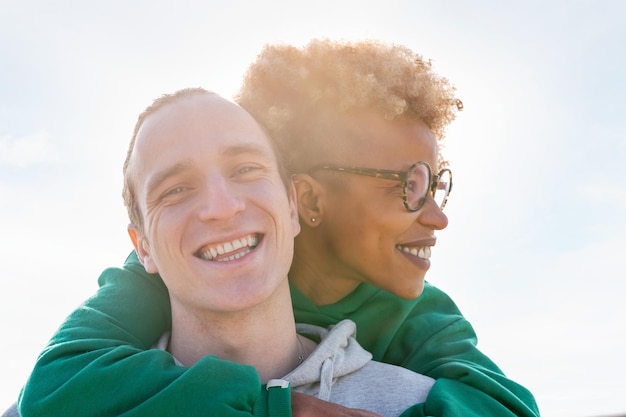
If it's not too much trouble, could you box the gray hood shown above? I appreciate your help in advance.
[282,320,372,400]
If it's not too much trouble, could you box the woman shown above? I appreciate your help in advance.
[19,39,539,417]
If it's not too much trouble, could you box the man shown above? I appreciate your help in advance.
[123,88,303,384]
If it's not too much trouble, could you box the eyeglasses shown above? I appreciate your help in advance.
[308,161,452,212]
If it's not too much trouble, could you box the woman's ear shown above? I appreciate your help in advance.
[127,225,158,273]
[287,181,301,237]
[292,173,324,227]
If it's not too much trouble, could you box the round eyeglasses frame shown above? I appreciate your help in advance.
[308,161,452,212]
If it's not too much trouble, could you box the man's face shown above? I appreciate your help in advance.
[129,93,300,315]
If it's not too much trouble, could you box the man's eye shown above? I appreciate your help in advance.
[234,165,262,177]
[162,186,187,197]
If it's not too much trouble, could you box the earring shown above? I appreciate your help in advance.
[311,217,316,223]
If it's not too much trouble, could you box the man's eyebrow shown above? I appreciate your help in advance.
[220,142,275,161]
[143,142,275,197]
[145,160,193,198]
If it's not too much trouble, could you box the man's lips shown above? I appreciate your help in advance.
[196,233,261,262]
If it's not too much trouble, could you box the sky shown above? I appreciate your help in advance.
[1,1,625,416]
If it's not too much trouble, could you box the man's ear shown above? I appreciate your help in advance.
[288,181,301,237]
[291,173,324,227]
[127,225,158,274]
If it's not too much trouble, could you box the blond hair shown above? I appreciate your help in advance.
[236,38,462,173]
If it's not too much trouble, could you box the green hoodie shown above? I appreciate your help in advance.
[18,252,539,416]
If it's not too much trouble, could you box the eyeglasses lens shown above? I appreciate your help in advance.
[433,169,451,209]
[406,164,430,210]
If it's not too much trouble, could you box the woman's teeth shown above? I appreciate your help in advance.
[397,245,432,259]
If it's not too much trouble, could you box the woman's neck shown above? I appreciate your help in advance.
[289,240,360,306]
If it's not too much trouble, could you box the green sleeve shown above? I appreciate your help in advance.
[18,252,280,417]
[387,285,540,417]
[292,283,540,416]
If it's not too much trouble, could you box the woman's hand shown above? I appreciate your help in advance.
[291,391,384,417]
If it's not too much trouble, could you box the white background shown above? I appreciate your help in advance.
[1,1,625,416]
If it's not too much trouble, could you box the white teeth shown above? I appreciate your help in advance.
[217,248,251,262]
[198,234,259,261]
[398,245,432,260]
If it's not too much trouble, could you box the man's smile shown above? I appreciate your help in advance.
[196,234,261,262]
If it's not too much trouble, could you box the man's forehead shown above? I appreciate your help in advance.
[136,93,272,150]
[133,133,277,169]
[148,93,246,128]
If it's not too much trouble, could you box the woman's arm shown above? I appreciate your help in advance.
[386,284,540,417]
[18,253,270,417]
[291,282,540,417]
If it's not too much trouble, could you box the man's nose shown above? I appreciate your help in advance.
[196,174,246,221]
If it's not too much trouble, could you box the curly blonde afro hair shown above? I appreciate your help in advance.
[236,38,462,173]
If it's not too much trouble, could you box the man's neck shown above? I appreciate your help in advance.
[168,282,304,383]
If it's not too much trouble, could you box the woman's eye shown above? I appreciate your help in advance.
[390,181,404,190]
[382,182,404,195]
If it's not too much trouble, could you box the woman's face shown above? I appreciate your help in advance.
[309,112,449,301]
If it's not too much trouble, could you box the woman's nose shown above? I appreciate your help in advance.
[417,195,449,230]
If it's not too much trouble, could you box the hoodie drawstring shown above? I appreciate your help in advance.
[318,357,335,401]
